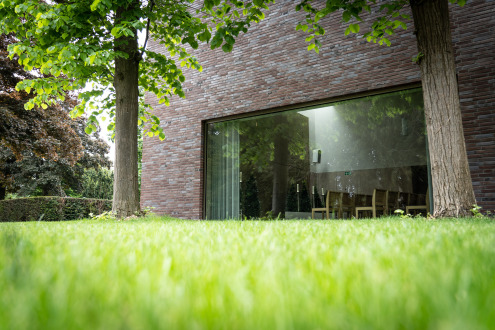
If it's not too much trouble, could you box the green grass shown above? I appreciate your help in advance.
[1,217,495,330]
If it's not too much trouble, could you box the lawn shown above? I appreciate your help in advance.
[1,217,494,329]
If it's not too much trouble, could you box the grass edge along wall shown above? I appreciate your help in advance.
[141,0,495,218]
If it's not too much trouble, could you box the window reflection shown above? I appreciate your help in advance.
[206,89,430,220]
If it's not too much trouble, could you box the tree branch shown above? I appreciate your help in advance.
[140,0,155,58]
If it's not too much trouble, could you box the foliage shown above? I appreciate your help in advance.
[0,127,111,199]
[286,183,298,212]
[0,197,111,221]
[313,186,323,208]
[1,218,494,329]
[470,204,488,218]
[240,174,260,219]
[294,0,466,53]
[0,33,83,163]
[0,33,112,199]
[80,168,114,200]
[89,210,117,221]
[0,0,275,135]
[237,112,309,173]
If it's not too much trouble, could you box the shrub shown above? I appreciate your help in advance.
[80,168,114,200]
[0,197,112,222]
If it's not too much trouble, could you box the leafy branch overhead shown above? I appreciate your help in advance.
[0,0,274,139]
[295,0,466,52]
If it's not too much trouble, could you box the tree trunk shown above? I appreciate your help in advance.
[0,185,6,200]
[410,0,476,217]
[271,130,289,218]
[112,4,140,217]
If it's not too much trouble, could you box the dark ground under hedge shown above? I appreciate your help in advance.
[0,197,112,222]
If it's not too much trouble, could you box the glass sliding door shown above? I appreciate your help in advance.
[205,121,240,219]
[205,88,431,220]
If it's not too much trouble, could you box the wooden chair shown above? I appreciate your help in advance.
[354,194,371,208]
[355,189,388,219]
[406,189,429,215]
[397,192,409,210]
[312,191,341,219]
[340,192,355,219]
[387,191,400,215]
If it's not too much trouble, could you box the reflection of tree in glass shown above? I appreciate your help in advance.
[316,89,426,171]
[313,187,324,209]
[241,174,260,219]
[344,89,425,165]
[286,181,312,213]
[336,89,424,127]
[238,112,310,217]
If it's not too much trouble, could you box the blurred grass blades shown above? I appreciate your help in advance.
[1,217,495,329]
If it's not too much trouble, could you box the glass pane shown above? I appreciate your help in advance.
[206,89,430,220]
[205,121,240,219]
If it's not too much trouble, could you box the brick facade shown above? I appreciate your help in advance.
[142,0,495,218]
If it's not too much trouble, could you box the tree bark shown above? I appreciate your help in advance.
[112,4,141,217]
[271,129,289,218]
[410,0,476,217]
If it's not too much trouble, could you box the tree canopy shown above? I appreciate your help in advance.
[0,33,111,199]
[0,34,82,163]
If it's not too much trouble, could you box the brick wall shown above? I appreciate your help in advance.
[451,0,495,213]
[142,0,495,218]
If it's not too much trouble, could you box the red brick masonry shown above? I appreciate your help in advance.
[142,0,495,218]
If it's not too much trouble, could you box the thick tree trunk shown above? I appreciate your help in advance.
[112,4,140,217]
[271,131,289,218]
[411,0,476,217]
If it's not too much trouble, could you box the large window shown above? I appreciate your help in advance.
[205,89,431,219]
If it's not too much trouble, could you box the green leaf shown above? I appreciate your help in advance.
[85,126,93,134]
[253,0,264,7]
[342,11,351,22]
[111,27,120,37]
[89,54,97,65]
[204,0,214,10]
[24,102,34,110]
[90,0,101,11]
[381,38,391,47]
[349,23,360,33]
[222,43,233,52]
[225,35,235,45]
[210,36,222,49]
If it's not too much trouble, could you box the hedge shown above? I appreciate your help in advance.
[0,197,112,222]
